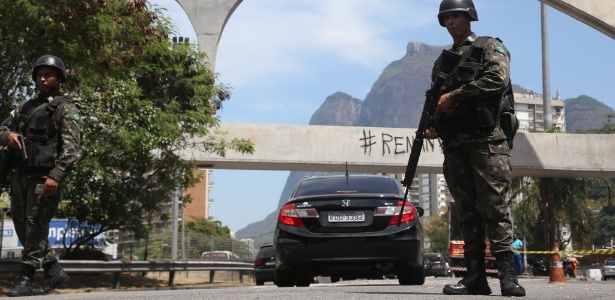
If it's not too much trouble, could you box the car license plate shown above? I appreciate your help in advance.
[328,211,365,222]
[265,261,275,266]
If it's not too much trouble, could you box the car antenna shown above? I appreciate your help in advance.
[345,161,349,188]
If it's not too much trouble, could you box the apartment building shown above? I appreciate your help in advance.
[514,91,566,132]
[183,168,215,223]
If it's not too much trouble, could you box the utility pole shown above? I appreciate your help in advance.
[170,36,189,260]
[541,3,553,130]
[172,188,179,260]
[182,202,186,260]
[0,208,6,258]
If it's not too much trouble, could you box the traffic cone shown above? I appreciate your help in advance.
[549,242,566,283]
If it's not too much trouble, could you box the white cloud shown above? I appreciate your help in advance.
[216,0,436,88]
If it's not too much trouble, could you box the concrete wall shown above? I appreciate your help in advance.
[181,123,615,178]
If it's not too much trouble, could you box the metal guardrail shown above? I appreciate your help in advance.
[0,259,254,289]
[522,249,615,255]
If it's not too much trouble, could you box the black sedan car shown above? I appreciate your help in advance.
[254,244,276,285]
[423,252,448,277]
[274,175,425,287]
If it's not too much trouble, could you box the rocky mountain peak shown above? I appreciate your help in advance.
[406,41,439,56]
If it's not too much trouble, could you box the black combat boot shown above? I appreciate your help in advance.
[7,264,36,297]
[495,252,526,297]
[443,251,492,295]
[35,260,70,295]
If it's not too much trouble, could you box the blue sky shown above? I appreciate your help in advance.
[150,0,615,233]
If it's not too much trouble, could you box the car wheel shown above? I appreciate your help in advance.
[295,277,311,287]
[256,280,264,286]
[330,276,341,283]
[275,269,295,287]
[398,266,425,285]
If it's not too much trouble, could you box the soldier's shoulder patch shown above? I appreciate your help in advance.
[494,42,508,56]
[71,112,81,122]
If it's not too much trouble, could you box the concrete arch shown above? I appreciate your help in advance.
[177,0,613,73]
[175,0,243,71]
[541,0,615,39]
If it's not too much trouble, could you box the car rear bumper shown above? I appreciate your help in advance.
[254,267,276,282]
[425,269,447,277]
[275,225,422,271]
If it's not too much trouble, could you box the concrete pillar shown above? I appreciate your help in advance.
[175,0,243,71]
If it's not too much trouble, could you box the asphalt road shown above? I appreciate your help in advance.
[15,277,615,300]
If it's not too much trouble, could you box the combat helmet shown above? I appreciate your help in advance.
[31,55,67,83]
[437,0,479,27]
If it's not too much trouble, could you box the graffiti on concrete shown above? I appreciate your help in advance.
[359,129,442,156]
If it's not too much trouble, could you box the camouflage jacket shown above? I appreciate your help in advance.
[431,33,511,149]
[0,93,81,182]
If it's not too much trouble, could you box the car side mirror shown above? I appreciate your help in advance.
[415,206,424,217]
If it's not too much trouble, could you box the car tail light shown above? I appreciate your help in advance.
[254,259,263,266]
[375,200,416,226]
[279,203,318,227]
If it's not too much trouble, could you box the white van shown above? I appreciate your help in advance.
[201,250,240,261]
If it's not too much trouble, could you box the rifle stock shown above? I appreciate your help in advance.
[397,49,461,226]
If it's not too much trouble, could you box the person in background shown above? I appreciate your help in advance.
[567,255,579,278]
[512,234,524,276]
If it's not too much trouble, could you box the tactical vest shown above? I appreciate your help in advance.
[17,96,71,169]
[441,36,515,138]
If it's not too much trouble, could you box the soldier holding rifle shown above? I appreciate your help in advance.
[424,0,524,297]
[0,55,81,297]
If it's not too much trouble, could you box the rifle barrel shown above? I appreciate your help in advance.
[397,49,461,226]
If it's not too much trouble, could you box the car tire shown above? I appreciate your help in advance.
[398,266,425,285]
[330,276,341,283]
[295,278,311,287]
[256,280,264,286]
[275,269,295,287]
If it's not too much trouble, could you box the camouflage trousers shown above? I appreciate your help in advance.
[10,168,61,269]
[443,139,514,255]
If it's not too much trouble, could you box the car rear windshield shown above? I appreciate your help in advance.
[424,254,443,262]
[257,246,274,258]
[294,176,400,197]
[607,259,615,266]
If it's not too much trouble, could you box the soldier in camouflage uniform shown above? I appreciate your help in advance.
[0,55,81,297]
[424,0,525,297]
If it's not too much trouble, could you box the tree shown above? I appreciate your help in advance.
[422,209,448,255]
[600,113,615,133]
[594,211,615,248]
[185,217,231,238]
[0,1,253,255]
[585,116,615,248]
[512,126,597,253]
[514,177,597,252]
[585,113,615,134]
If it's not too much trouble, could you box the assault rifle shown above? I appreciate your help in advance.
[397,49,461,226]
